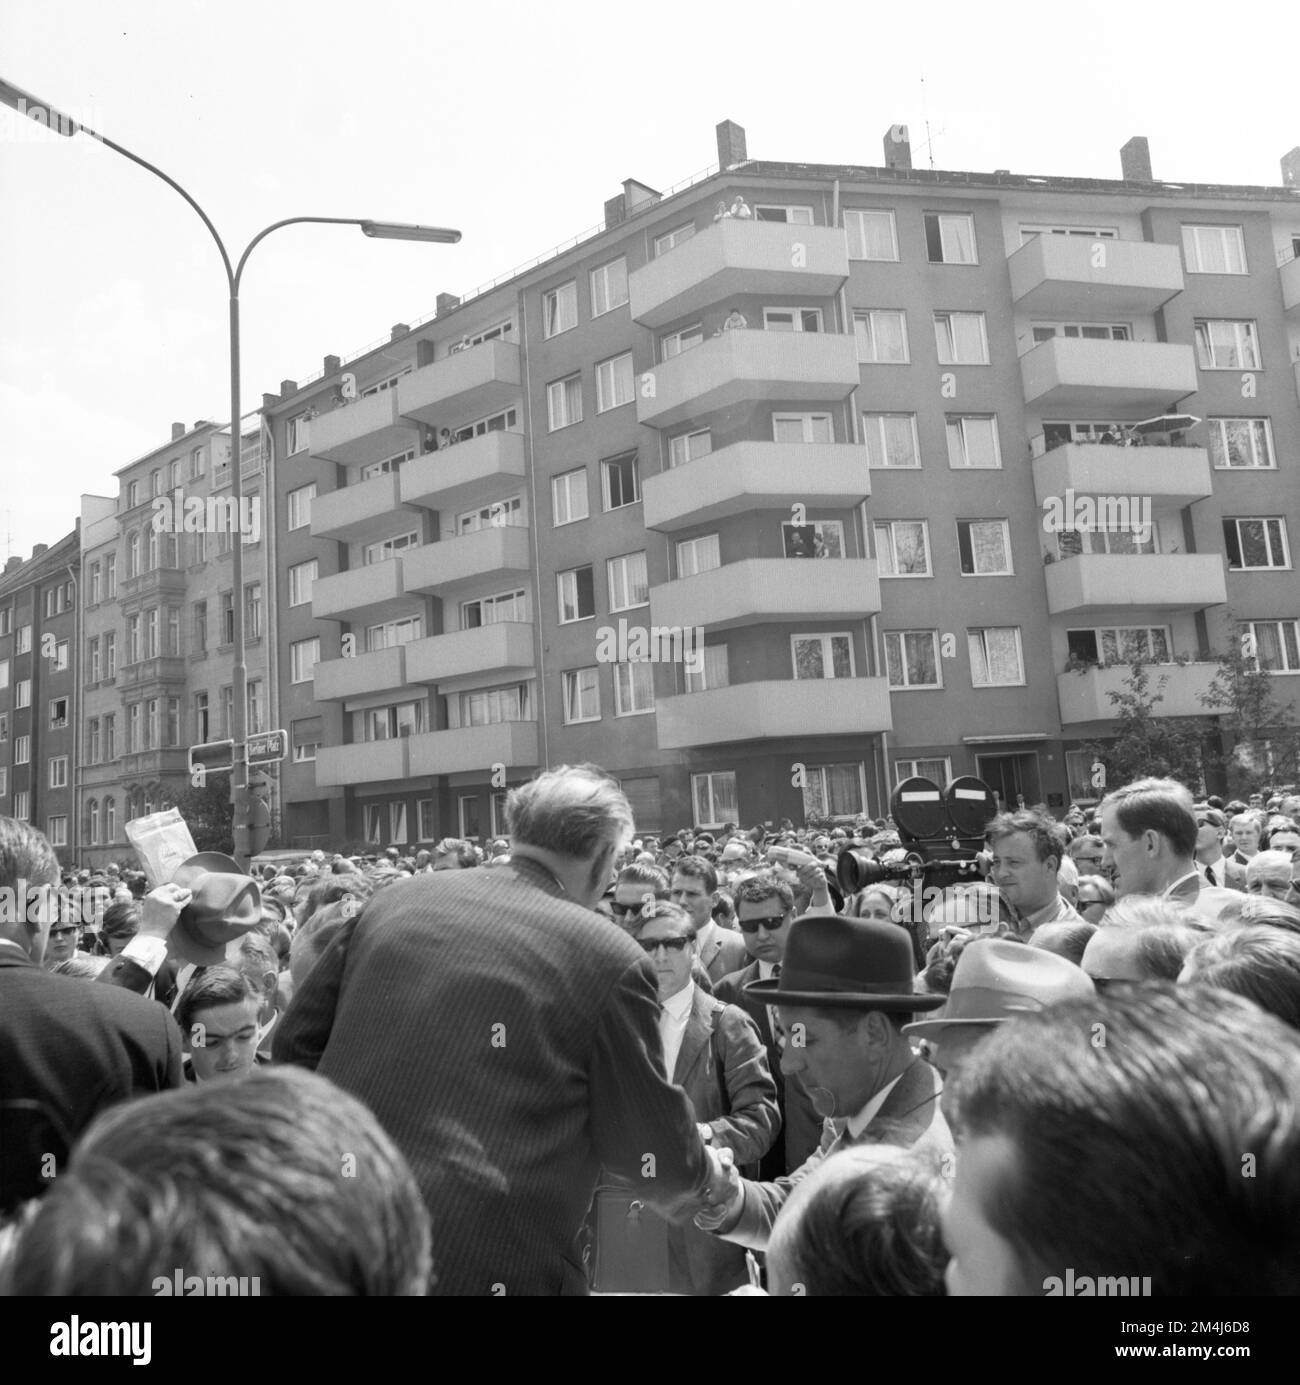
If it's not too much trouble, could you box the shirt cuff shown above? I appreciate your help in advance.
[119,934,168,976]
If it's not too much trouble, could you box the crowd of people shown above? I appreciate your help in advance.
[1,769,1298,1296]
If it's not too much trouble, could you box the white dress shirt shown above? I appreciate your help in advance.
[756,959,782,1045]
[659,980,695,1080]
[695,919,718,957]
[844,1072,906,1142]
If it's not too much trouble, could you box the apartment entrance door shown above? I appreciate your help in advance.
[975,752,1042,812]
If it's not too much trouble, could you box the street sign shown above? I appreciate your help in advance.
[188,739,235,775]
[247,729,288,766]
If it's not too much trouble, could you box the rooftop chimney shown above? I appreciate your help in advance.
[32,543,48,559]
[279,379,298,397]
[623,178,659,213]
[604,193,626,228]
[323,354,341,374]
[3,557,21,574]
[390,323,409,342]
[436,293,461,317]
[171,422,186,441]
[716,119,747,169]
[1120,136,1153,182]
[1282,147,1300,187]
[883,124,912,171]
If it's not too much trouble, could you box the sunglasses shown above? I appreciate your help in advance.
[737,914,788,934]
[610,901,650,919]
[637,937,692,954]
[48,926,78,937]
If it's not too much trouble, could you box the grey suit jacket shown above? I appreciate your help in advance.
[712,1056,953,1252]
[699,926,748,986]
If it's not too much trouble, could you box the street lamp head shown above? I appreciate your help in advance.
[359,220,461,243]
[0,77,79,136]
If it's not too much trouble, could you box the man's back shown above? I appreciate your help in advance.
[273,860,708,1295]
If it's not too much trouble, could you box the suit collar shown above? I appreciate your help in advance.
[857,1059,941,1143]
[673,987,722,1083]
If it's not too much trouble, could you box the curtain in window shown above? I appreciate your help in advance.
[970,522,1006,573]
[826,763,863,816]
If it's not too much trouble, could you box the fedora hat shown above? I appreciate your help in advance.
[170,852,263,966]
[745,914,942,1012]
[903,938,1094,1040]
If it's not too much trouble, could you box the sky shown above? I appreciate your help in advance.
[1,0,1297,552]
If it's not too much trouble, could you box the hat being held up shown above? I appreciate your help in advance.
[170,852,263,967]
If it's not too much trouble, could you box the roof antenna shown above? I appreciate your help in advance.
[919,75,945,171]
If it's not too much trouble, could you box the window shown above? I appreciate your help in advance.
[364,806,382,844]
[1223,518,1291,569]
[389,802,408,845]
[146,528,160,572]
[590,257,628,316]
[692,772,737,829]
[287,483,316,529]
[669,429,711,468]
[607,552,649,612]
[0,712,5,740]
[88,563,101,605]
[862,413,920,469]
[0,658,7,690]
[969,627,1025,686]
[50,638,69,672]
[459,685,530,727]
[782,520,844,559]
[409,798,432,842]
[126,480,140,509]
[367,616,423,649]
[289,560,317,607]
[677,534,721,577]
[125,532,139,578]
[105,554,116,596]
[13,791,29,821]
[654,223,696,256]
[957,520,1013,575]
[661,324,703,360]
[168,458,181,489]
[1020,225,1117,242]
[874,521,931,577]
[103,631,115,679]
[247,679,265,735]
[884,631,941,689]
[146,698,160,750]
[596,353,634,413]
[287,414,310,454]
[15,734,30,764]
[245,583,262,639]
[844,208,898,261]
[216,524,233,556]
[127,702,140,753]
[946,415,1002,469]
[852,310,908,363]
[360,366,413,397]
[0,608,8,636]
[192,601,207,653]
[49,697,69,729]
[194,692,210,743]
[602,453,640,510]
[1031,322,1129,344]
[103,796,115,841]
[364,530,421,564]
[47,815,67,846]
[190,446,205,479]
[1241,620,1300,673]
[924,212,977,264]
[452,407,518,444]
[1042,421,1130,449]
[1207,418,1275,469]
[291,638,320,684]
[361,451,415,480]
[1194,319,1260,370]
[685,644,730,693]
[461,592,526,628]
[15,679,31,709]
[166,698,180,747]
[49,756,68,789]
[466,321,513,349]
[1067,626,1172,667]
[563,668,601,724]
[773,412,832,444]
[103,714,114,761]
[88,718,101,763]
[802,764,866,819]
[459,796,481,840]
[293,742,319,764]
[456,497,521,534]
[614,662,655,716]
[557,565,595,623]
[763,307,822,333]
[792,633,854,679]
[896,757,953,787]
[1182,224,1247,274]
[755,205,814,224]
[219,593,234,646]
[552,468,589,526]
[547,374,583,430]
[150,469,162,497]
[543,281,578,338]
[934,311,989,365]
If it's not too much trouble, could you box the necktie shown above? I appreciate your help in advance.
[768,964,784,1051]
[1206,865,1216,887]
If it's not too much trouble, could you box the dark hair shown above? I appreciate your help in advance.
[633,900,697,940]
[174,965,259,1041]
[1028,921,1097,967]
[0,817,60,893]
[1184,927,1300,1030]
[734,876,794,912]
[986,810,1068,869]
[100,899,142,941]
[671,854,718,894]
[1100,777,1197,859]
[237,932,279,985]
[434,838,478,868]
[947,985,1300,1295]
[0,1068,432,1295]
[616,862,669,893]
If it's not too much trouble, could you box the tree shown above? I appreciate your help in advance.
[1082,660,1211,794]
[171,773,234,855]
[1201,633,1300,794]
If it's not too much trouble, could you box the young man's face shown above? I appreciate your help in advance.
[1232,819,1260,854]
[669,871,713,929]
[44,923,79,967]
[635,917,696,1000]
[988,831,1058,916]
[187,997,262,1083]
[736,896,790,966]
[1099,805,1159,897]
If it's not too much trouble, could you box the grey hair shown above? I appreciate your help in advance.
[1247,850,1294,893]
[505,764,633,861]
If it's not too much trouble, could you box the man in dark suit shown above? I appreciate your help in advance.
[274,765,725,1295]
[670,855,747,984]
[715,876,822,1179]
[698,913,952,1251]
[0,817,184,1216]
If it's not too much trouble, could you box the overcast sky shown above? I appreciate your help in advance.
[2,0,1297,553]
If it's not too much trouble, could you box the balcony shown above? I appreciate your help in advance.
[1281,255,1300,316]
[1044,554,1227,615]
[313,646,406,702]
[629,220,850,329]
[407,720,539,776]
[401,431,526,515]
[405,622,535,688]
[656,677,892,750]
[1057,662,1220,725]
[308,391,420,466]
[1020,338,1197,420]
[402,525,531,597]
[398,339,521,428]
[1009,235,1184,318]
[643,441,869,532]
[116,748,190,778]
[310,472,410,544]
[636,330,860,430]
[649,558,880,633]
[315,738,409,787]
[118,656,187,689]
[1031,442,1213,508]
[311,557,405,623]
[119,567,187,603]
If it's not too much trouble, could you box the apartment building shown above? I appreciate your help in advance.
[76,422,272,867]
[261,121,1300,847]
[0,530,80,864]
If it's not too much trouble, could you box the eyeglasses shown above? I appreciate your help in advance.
[1077,896,1103,908]
[637,937,692,954]
[48,926,78,937]
[737,915,788,934]
[610,901,649,919]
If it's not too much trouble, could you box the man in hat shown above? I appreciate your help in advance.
[696,914,952,1250]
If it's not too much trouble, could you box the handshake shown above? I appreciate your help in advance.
[694,1143,744,1232]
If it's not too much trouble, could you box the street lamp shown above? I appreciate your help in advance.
[2,76,460,867]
